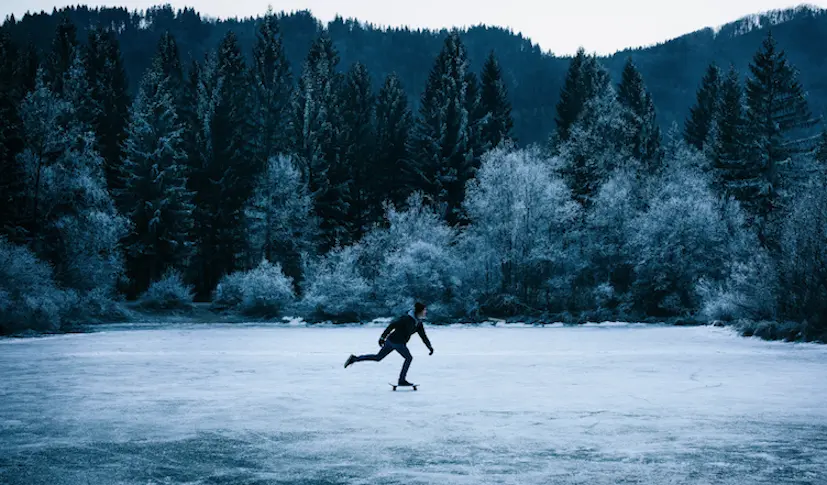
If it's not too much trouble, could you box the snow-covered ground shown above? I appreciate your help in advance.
[2,324,826,484]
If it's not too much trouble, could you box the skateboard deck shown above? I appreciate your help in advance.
[389,382,418,391]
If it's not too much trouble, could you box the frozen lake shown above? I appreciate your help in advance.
[1,323,826,484]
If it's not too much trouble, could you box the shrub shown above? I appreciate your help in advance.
[376,240,462,318]
[736,319,806,342]
[138,270,194,312]
[300,246,375,322]
[62,288,131,325]
[0,237,67,334]
[213,260,294,317]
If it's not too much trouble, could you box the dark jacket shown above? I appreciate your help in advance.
[381,313,432,349]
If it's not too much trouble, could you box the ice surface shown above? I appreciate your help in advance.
[1,324,827,484]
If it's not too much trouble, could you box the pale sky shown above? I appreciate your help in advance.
[3,1,825,55]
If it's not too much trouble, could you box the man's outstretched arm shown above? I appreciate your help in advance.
[417,324,434,354]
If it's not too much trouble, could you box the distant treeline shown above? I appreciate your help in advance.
[4,5,827,144]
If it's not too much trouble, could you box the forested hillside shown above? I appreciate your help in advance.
[1,4,826,342]
[3,4,827,144]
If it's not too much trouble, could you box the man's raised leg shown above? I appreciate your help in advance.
[352,342,393,363]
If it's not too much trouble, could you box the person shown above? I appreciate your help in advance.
[344,302,434,386]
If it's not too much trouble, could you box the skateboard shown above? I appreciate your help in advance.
[389,382,418,391]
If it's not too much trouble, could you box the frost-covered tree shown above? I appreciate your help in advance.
[250,10,293,166]
[358,192,455,281]
[119,63,194,294]
[775,176,827,338]
[376,239,461,318]
[16,73,68,241]
[580,168,642,313]
[290,31,350,252]
[244,154,316,288]
[684,63,722,151]
[63,53,96,137]
[463,146,580,313]
[630,144,749,316]
[409,30,476,225]
[18,72,126,293]
[374,73,413,209]
[479,50,514,150]
[365,193,460,316]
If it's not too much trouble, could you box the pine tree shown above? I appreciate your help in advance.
[190,31,256,296]
[154,32,184,94]
[554,48,587,144]
[479,50,514,150]
[684,63,722,151]
[743,31,818,228]
[19,42,39,95]
[339,62,375,241]
[711,65,746,197]
[47,14,78,96]
[290,31,349,252]
[63,53,96,142]
[554,51,611,151]
[375,73,413,210]
[250,10,293,167]
[616,58,662,169]
[0,32,27,241]
[119,62,194,294]
[409,30,475,225]
[465,69,485,178]
[559,81,633,206]
[586,55,611,91]
[181,58,200,183]
[84,27,130,196]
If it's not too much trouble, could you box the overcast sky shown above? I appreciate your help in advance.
[3,1,824,55]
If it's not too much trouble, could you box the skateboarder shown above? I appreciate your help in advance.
[344,302,434,386]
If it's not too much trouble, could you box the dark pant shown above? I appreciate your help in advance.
[354,340,413,383]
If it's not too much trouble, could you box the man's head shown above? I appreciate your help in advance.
[414,302,427,319]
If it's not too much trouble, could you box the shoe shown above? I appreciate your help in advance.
[397,379,413,386]
[344,355,355,368]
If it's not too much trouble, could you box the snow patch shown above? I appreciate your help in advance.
[713,5,826,39]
